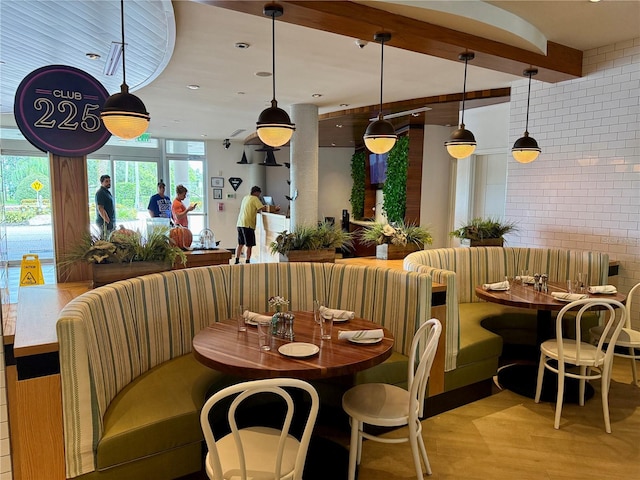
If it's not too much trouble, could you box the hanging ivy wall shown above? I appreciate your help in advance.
[382,135,409,223]
[349,150,366,220]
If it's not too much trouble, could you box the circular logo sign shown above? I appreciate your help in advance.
[14,65,111,156]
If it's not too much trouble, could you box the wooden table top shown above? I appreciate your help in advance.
[475,282,627,311]
[192,312,394,380]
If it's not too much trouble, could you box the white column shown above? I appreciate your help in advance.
[289,104,318,228]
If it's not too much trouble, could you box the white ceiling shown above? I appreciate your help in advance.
[1,0,639,144]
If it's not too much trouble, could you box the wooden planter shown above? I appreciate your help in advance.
[91,261,172,288]
[376,243,421,260]
[461,238,504,247]
[279,248,336,263]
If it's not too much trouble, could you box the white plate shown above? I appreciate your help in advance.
[278,342,320,358]
[348,336,383,345]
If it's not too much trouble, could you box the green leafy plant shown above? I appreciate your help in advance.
[270,222,353,256]
[349,150,366,220]
[449,217,519,241]
[382,135,409,224]
[65,225,186,265]
[359,221,432,247]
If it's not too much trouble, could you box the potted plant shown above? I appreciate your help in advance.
[449,217,518,247]
[358,221,433,260]
[65,225,187,287]
[270,222,353,263]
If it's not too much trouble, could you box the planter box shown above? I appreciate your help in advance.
[279,248,336,263]
[460,238,504,247]
[376,243,421,260]
[91,261,172,288]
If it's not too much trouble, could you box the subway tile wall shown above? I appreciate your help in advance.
[506,37,640,327]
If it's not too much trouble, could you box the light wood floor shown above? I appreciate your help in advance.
[356,358,640,479]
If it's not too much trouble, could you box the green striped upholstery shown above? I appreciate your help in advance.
[57,262,432,478]
[404,247,609,372]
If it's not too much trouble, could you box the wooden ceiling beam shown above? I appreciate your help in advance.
[198,1,582,83]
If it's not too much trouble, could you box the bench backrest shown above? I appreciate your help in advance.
[57,262,431,478]
[404,247,609,372]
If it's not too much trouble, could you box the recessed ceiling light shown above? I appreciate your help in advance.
[331,143,336,146]
[235,42,250,49]
[86,52,101,60]
[336,124,343,128]
[312,93,322,98]
[237,91,246,95]
[255,71,272,77]
[339,103,349,107]
[201,134,207,137]
[187,84,200,90]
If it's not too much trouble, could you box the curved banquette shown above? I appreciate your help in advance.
[56,262,432,480]
[404,247,610,392]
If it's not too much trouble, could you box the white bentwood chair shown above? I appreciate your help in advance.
[590,282,640,387]
[200,378,319,480]
[534,298,626,433]
[341,318,442,480]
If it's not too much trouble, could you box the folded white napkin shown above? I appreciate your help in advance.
[551,292,589,301]
[516,275,536,284]
[338,329,384,341]
[242,311,272,324]
[587,285,617,294]
[482,280,510,291]
[319,305,355,320]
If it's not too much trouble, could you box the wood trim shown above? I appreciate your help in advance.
[202,1,582,82]
[49,154,91,283]
[405,123,424,224]
[428,304,447,396]
[6,366,66,480]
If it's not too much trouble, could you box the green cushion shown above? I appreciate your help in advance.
[97,354,235,470]
[355,351,409,388]
[457,303,506,365]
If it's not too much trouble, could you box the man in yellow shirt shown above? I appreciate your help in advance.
[235,186,279,264]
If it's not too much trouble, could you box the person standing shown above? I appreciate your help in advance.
[172,184,197,228]
[147,179,172,218]
[95,174,115,236]
[235,185,279,264]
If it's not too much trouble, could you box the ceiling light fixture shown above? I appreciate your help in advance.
[102,42,122,76]
[187,84,200,90]
[512,68,541,163]
[255,2,295,147]
[445,52,476,159]
[86,52,101,60]
[363,32,396,155]
[100,0,150,139]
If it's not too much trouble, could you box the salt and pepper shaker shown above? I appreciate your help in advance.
[534,273,541,292]
[272,312,295,340]
[541,273,548,293]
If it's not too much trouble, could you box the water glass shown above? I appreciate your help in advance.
[257,320,272,351]
[566,280,574,294]
[576,273,588,293]
[320,312,333,340]
[313,299,323,324]
[236,304,247,332]
[520,270,529,286]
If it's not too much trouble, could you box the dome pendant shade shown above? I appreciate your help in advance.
[256,99,295,147]
[445,124,476,159]
[512,132,541,163]
[101,83,150,140]
[512,68,541,163]
[364,117,397,154]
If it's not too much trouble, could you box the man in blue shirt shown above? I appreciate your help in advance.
[147,180,172,218]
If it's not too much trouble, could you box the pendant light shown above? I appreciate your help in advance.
[445,52,476,159]
[100,0,150,140]
[363,32,397,155]
[256,2,295,148]
[512,68,541,163]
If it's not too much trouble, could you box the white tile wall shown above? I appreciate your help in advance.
[506,37,640,327]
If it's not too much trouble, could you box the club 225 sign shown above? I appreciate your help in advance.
[14,65,111,157]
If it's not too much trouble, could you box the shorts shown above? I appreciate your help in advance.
[237,227,256,247]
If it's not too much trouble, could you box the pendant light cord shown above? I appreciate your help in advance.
[460,55,468,126]
[378,36,385,118]
[120,0,127,86]
[271,10,276,103]
[524,71,532,134]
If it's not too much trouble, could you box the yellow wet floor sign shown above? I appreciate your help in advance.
[20,254,44,286]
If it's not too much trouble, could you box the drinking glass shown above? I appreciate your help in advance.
[236,304,246,332]
[576,272,588,293]
[313,299,323,324]
[521,270,529,286]
[566,280,574,294]
[320,312,333,340]
[257,320,272,351]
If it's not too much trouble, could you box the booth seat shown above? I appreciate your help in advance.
[404,247,610,391]
[56,262,432,480]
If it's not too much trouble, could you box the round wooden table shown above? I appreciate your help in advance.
[192,311,394,380]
